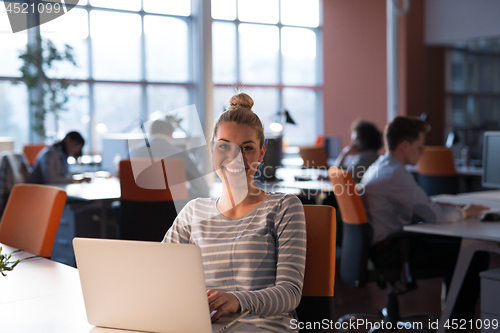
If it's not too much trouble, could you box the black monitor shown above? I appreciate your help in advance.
[255,136,282,182]
[324,136,341,159]
[482,131,500,189]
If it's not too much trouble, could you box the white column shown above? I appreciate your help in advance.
[193,0,214,179]
[386,0,410,122]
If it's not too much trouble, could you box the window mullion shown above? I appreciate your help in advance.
[235,0,241,84]
[140,10,148,122]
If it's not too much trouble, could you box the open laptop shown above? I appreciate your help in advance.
[73,238,249,333]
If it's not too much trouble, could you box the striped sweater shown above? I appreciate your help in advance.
[163,193,306,332]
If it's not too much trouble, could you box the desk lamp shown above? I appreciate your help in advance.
[446,129,460,148]
[269,109,296,135]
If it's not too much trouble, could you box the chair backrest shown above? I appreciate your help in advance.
[299,145,329,169]
[119,159,188,202]
[0,184,67,257]
[302,205,336,297]
[417,146,456,176]
[328,166,371,288]
[23,144,47,166]
[417,146,458,195]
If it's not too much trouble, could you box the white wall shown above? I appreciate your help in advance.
[426,0,500,45]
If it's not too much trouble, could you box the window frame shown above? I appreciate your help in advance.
[211,0,324,145]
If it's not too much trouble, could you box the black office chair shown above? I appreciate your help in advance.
[330,167,438,333]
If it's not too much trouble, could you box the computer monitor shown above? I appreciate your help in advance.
[323,136,341,159]
[482,131,500,189]
[101,134,144,173]
[255,135,282,182]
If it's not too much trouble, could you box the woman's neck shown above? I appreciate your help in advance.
[217,180,268,218]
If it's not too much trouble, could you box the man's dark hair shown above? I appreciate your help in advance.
[351,119,382,151]
[65,131,85,146]
[57,131,85,157]
[385,116,429,151]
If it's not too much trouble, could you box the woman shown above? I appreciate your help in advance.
[333,119,382,183]
[28,131,87,184]
[163,92,306,332]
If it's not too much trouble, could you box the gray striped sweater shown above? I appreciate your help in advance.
[163,193,306,332]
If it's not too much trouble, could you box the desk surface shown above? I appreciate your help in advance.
[56,168,334,202]
[404,219,500,242]
[0,244,269,333]
[52,177,121,201]
[404,191,500,241]
[403,190,500,333]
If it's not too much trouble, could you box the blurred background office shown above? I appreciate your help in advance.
[0,0,499,178]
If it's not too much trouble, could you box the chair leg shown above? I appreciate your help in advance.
[382,291,400,325]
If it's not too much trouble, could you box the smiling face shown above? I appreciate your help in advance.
[212,122,265,188]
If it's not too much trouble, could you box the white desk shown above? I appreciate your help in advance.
[0,244,269,333]
[403,190,500,333]
[0,244,94,333]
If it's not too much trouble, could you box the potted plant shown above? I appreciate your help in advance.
[0,246,19,277]
[17,37,79,140]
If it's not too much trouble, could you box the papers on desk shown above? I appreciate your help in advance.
[432,194,500,212]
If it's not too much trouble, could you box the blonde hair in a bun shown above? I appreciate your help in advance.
[228,92,254,110]
[211,92,265,147]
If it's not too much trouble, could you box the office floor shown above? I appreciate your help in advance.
[326,253,500,333]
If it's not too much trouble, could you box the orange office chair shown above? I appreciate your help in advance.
[23,144,47,166]
[295,205,336,331]
[0,184,67,257]
[417,146,458,196]
[298,145,329,169]
[118,159,188,241]
[329,167,436,332]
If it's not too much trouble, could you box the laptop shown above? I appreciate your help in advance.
[73,238,249,333]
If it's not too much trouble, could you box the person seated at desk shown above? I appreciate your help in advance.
[333,119,382,183]
[129,118,209,199]
[28,131,89,184]
[163,92,306,333]
[361,116,489,321]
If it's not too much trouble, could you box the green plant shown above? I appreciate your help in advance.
[17,37,79,139]
[0,246,20,277]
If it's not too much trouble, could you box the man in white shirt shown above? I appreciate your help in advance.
[361,116,489,322]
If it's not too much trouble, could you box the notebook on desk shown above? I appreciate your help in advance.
[73,238,249,333]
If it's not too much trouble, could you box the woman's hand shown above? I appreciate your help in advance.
[207,289,241,322]
[343,140,360,155]
[334,140,360,167]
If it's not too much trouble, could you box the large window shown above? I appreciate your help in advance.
[446,38,500,160]
[0,0,194,153]
[0,1,28,151]
[0,0,323,152]
[211,0,322,146]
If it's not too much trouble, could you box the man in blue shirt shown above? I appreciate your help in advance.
[361,116,489,322]
[28,131,88,184]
